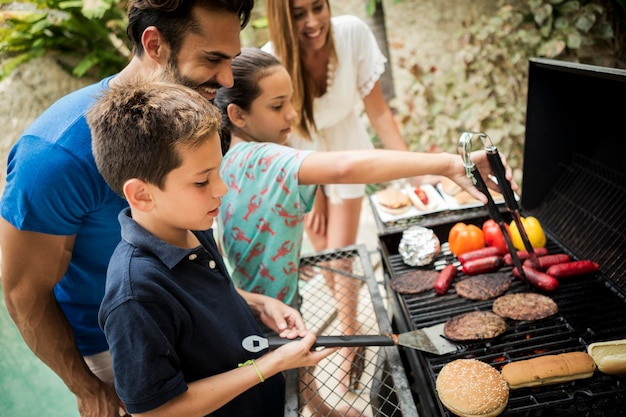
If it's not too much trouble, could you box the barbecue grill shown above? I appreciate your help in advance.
[378,58,626,416]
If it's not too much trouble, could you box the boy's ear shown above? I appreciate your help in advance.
[123,178,155,211]
[141,26,168,63]
[227,103,247,128]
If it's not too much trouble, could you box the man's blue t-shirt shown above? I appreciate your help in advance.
[1,76,127,355]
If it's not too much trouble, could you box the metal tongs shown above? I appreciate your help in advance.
[457,132,540,281]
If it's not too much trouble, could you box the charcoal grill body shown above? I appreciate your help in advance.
[379,59,626,416]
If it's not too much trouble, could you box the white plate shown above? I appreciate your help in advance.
[371,184,448,223]
[371,181,519,224]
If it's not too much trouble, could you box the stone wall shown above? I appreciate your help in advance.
[0,56,94,190]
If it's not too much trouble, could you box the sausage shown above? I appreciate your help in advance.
[503,247,549,265]
[461,255,503,275]
[546,260,600,278]
[523,253,571,270]
[457,246,503,264]
[512,266,559,292]
[434,264,458,295]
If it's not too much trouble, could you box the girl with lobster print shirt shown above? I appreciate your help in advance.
[215,48,514,314]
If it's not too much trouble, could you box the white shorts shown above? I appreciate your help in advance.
[323,183,366,203]
[84,350,114,383]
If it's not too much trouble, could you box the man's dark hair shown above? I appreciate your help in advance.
[127,0,254,56]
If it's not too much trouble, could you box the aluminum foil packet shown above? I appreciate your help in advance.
[398,225,441,267]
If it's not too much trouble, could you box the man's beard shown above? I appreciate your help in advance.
[164,57,222,101]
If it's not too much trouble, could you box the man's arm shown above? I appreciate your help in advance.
[0,218,122,416]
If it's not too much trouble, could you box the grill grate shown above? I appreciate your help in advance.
[379,217,626,417]
[530,154,626,296]
[287,245,418,417]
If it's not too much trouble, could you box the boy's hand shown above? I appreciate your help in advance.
[274,331,339,368]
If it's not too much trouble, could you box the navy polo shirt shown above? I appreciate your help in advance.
[99,208,285,416]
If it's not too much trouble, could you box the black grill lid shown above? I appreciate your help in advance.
[521,59,626,296]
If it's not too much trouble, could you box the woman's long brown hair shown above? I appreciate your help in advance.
[266,0,336,141]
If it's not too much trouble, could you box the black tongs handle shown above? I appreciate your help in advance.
[484,144,540,268]
[457,132,529,281]
[468,164,527,279]
[468,164,501,221]
[485,147,518,211]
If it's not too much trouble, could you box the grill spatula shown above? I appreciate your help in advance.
[242,322,459,355]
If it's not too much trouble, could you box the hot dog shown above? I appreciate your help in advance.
[512,265,559,292]
[503,247,549,265]
[461,255,503,275]
[457,246,503,264]
[434,264,458,295]
[546,260,600,278]
[523,253,571,270]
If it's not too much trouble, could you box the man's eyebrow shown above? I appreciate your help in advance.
[202,50,241,60]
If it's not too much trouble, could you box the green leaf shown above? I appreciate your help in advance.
[366,0,376,17]
[556,0,580,14]
[566,30,581,49]
[575,12,596,33]
[82,0,112,19]
[251,16,267,29]
[554,16,570,30]
[58,1,83,11]
[537,38,566,57]
[534,4,553,26]
[539,15,554,37]
[0,49,44,80]
[72,53,101,77]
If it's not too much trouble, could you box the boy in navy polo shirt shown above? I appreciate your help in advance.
[86,78,337,417]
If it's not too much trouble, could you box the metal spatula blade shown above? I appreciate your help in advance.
[242,322,458,355]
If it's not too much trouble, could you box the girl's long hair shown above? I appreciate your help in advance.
[214,48,283,153]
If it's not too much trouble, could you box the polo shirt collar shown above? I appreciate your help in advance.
[118,207,204,269]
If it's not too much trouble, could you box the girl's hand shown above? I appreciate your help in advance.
[305,187,327,236]
[238,290,306,337]
[448,150,518,203]
[257,294,306,337]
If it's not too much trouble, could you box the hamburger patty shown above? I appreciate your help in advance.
[389,269,438,294]
[455,272,512,300]
[443,311,508,341]
[492,292,559,321]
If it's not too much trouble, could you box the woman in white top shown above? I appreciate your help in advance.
[264,0,412,392]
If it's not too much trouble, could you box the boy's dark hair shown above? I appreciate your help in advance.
[127,0,254,57]
[87,78,222,196]
[214,47,282,153]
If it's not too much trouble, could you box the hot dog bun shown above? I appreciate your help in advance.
[501,351,596,389]
[587,339,626,375]
[436,359,509,417]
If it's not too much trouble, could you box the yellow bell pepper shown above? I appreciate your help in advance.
[509,216,546,250]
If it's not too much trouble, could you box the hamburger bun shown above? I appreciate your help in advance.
[440,176,462,196]
[375,188,411,215]
[587,339,626,375]
[436,359,509,417]
[501,351,596,389]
